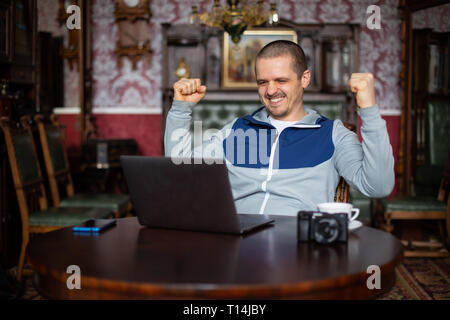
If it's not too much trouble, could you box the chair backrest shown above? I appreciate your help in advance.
[0,116,49,230]
[335,177,350,203]
[34,114,74,206]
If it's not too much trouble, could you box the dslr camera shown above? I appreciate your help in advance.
[297,211,348,244]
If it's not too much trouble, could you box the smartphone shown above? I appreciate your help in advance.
[72,219,117,233]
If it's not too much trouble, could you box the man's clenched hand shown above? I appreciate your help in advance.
[347,73,376,108]
[173,78,207,104]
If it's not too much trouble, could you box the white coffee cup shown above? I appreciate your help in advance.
[317,202,359,222]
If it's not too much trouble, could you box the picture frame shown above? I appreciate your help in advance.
[222,29,298,88]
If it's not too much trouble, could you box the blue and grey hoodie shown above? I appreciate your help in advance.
[164,100,395,216]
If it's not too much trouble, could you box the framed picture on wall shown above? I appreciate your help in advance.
[222,29,298,88]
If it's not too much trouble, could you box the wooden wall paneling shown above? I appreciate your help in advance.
[79,0,95,143]
[398,1,413,196]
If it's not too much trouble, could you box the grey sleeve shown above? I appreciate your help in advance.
[332,105,395,198]
[164,100,196,158]
[164,100,234,161]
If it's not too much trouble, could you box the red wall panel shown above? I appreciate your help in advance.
[57,114,162,156]
[93,114,162,156]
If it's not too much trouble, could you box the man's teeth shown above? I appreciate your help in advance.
[270,97,284,102]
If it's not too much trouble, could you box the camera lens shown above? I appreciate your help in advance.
[313,217,340,244]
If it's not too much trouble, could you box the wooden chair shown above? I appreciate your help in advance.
[0,117,114,281]
[34,114,131,218]
[335,177,350,203]
[380,149,450,257]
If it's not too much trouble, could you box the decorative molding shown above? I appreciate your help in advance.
[379,109,402,116]
[93,107,162,114]
[53,107,81,114]
[53,107,162,115]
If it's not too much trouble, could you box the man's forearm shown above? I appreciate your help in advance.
[164,100,196,158]
[359,106,395,197]
[334,105,395,198]
[359,105,395,196]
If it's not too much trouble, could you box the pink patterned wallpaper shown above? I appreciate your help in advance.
[413,3,450,32]
[37,0,450,115]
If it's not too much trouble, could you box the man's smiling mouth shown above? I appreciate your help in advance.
[268,96,285,106]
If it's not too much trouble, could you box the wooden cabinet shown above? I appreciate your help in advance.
[0,0,37,81]
[161,20,360,143]
[412,30,450,163]
[396,0,450,196]
[409,29,450,192]
[0,0,11,62]
[161,21,360,95]
[413,30,449,95]
[162,23,210,92]
[0,0,37,123]
[0,0,37,269]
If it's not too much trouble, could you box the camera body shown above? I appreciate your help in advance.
[297,211,348,244]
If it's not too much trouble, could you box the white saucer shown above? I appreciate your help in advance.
[349,220,363,231]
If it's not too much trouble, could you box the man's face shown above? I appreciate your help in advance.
[255,55,310,121]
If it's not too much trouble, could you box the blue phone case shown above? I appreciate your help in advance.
[72,219,116,233]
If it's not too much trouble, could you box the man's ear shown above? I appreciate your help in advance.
[301,70,311,89]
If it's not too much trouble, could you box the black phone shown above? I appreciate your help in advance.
[72,219,117,233]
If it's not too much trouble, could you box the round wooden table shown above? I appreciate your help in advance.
[27,216,403,299]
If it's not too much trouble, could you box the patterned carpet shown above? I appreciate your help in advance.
[8,257,446,300]
[378,257,450,300]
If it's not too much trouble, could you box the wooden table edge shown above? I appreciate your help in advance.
[29,248,403,300]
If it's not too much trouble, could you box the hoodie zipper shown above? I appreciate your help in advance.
[257,123,321,215]
[258,130,280,214]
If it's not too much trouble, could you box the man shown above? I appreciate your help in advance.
[164,40,394,216]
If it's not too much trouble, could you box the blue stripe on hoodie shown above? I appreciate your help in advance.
[223,113,335,169]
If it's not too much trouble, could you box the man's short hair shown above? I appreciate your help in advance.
[255,40,307,79]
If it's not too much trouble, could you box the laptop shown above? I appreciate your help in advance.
[120,156,274,235]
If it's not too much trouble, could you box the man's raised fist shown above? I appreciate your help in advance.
[173,78,207,104]
[347,73,377,108]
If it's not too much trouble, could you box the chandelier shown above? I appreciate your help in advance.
[191,0,279,44]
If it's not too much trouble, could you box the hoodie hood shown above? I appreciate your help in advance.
[244,106,326,127]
